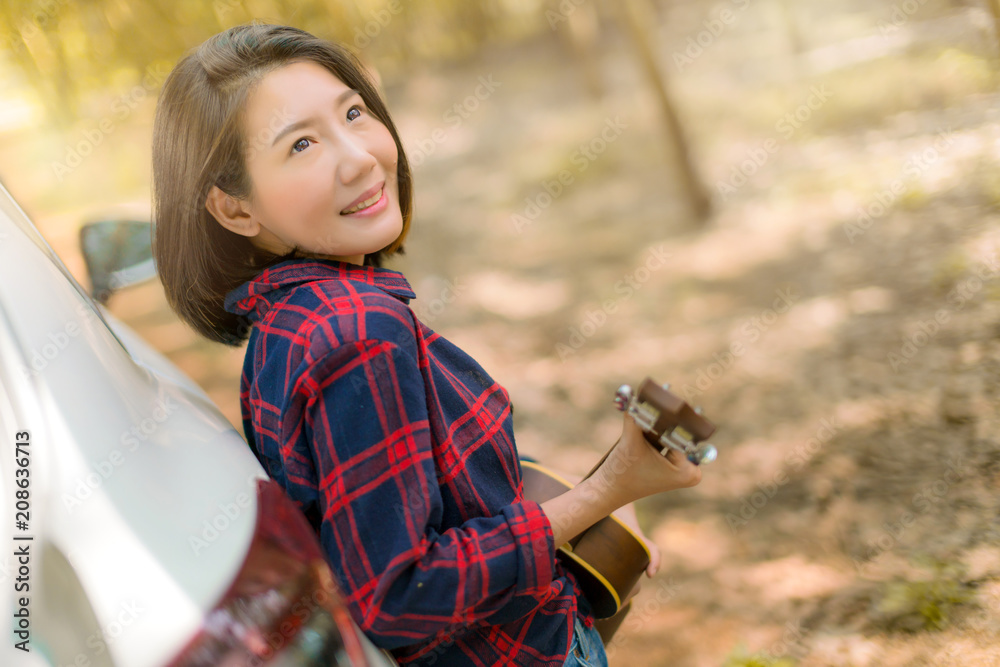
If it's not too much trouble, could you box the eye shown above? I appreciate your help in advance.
[346,105,364,122]
[291,138,311,154]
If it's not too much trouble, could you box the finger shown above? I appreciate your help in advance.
[682,460,704,487]
[661,448,685,471]
[622,411,641,431]
[664,449,703,485]
[646,542,661,577]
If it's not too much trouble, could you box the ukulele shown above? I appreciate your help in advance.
[521,379,717,641]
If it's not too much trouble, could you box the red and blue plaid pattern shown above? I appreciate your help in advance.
[224,258,590,665]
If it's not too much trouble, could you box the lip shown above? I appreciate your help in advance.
[341,181,385,215]
[341,187,387,218]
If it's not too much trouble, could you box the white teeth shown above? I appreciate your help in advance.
[342,188,382,214]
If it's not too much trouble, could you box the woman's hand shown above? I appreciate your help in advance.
[612,501,661,578]
[539,412,703,553]
[591,412,703,509]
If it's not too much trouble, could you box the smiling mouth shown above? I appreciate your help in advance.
[341,187,384,215]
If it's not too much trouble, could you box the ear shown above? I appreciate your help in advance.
[205,185,259,237]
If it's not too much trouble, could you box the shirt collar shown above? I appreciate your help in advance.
[224,257,416,321]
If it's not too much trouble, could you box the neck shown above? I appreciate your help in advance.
[291,249,365,266]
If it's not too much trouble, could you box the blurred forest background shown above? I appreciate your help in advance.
[2,0,1000,665]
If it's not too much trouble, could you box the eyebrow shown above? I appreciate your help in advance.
[269,88,361,148]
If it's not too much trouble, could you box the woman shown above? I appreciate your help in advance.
[151,22,701,666]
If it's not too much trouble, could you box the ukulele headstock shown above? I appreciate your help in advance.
[614,378,718,465]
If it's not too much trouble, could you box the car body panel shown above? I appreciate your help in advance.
[0,185,266,666]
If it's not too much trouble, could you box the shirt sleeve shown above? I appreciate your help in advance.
[289,338,556,649]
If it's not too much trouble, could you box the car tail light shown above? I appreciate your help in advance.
[167,478,372,667]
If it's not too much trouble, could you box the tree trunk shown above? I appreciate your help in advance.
[615,0,712,223]
[775,0,806,57]
[984,0,1000,60]
[562,1,604,100]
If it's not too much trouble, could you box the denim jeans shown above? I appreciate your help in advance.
[562,616,609,667]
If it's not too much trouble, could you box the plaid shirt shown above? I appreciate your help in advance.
[224,258,592,666]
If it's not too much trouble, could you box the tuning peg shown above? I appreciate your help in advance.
[614,384,633,411]
[688,443,717,465]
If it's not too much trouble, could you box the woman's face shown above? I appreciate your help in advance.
[237,60,402,264]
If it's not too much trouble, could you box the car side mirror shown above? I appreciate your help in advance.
[79,219,156,304]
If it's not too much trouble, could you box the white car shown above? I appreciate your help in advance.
[0,181,394,667]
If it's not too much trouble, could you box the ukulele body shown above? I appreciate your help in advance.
[517,378,718,643]
[520,460,651,621]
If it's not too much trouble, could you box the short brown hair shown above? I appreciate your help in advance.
[151,22,413,346]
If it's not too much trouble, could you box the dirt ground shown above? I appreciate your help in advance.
[369,34,1000,667]
[6,12,1000,666]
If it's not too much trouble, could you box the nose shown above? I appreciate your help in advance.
[334,131,377,185]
